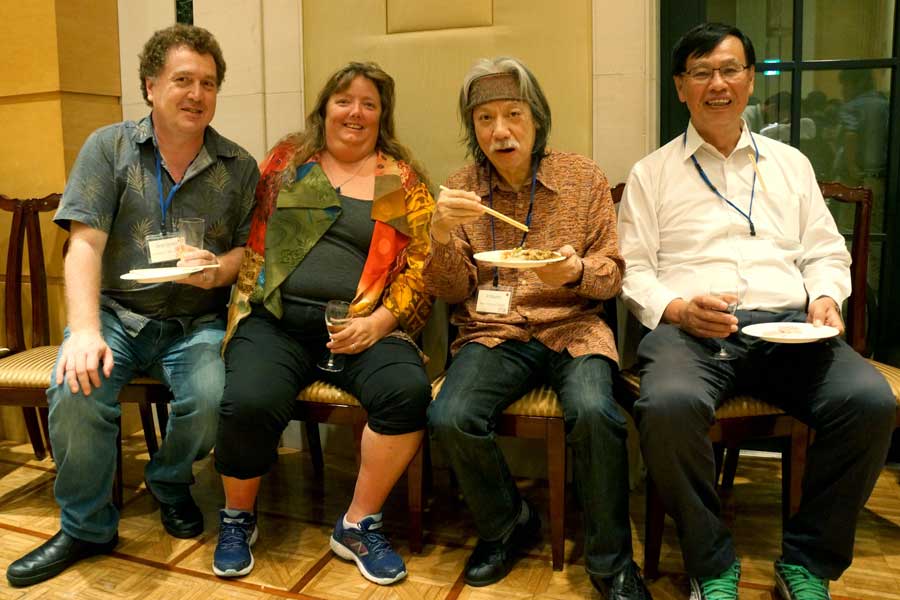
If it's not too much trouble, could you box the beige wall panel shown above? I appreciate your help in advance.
[117,0,176,106]
[57,0,121,96]
[387,0,493,34]
[593,75,648,185]
[592,0,647,75]
[0,97,67,199]
[302,0,593,186]
[262,0,304,95]
[265,92,305,150]
[60,93,123,176]
[0,1,60,97]
[213,93,267,159]
[122,101,151,123]
[195,0,264,97]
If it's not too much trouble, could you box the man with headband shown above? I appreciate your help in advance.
[618,23,893,600]
[424,57,650,598]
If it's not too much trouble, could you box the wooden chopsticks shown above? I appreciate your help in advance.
[438,185,530,232]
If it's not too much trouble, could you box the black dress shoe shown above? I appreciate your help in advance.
[464,505,541,587]
[6,530,117,587]
[591,561,653,600]
[145,478,203,538]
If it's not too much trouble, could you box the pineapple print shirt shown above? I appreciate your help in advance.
[54,116,259,335]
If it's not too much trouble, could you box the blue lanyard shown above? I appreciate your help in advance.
[488,157,539,285]
[684,130,759,237]
[155,148,183,233]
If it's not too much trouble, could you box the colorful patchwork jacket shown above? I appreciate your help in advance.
[223,141,435,349]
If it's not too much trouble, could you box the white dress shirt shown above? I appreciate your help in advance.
[618,120,851,329]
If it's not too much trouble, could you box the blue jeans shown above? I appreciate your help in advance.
[635,310,895,579]
[48,308,224,543]
[428,339,633,577]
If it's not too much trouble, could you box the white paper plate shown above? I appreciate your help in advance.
[473,249,565,269]
[120,266,203,283]
[741,322,840,344]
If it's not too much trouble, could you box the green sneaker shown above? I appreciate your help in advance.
[690,559,741,599]
[774,560,831,600]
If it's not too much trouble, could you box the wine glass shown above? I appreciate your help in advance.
[708,271,741,361]
[317,300,352,372]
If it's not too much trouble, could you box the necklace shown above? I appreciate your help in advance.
[325,152,373,194]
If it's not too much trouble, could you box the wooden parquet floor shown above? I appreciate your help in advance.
[0,436,898,599]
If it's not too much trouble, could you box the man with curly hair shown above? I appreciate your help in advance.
[6,24,258,587]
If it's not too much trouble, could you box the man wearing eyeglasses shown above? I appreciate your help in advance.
[617,22,894,600]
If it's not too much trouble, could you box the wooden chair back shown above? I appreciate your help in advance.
[817,181,872,354]
[0,194,61,353]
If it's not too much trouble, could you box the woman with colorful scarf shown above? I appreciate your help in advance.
[211,62,434,585]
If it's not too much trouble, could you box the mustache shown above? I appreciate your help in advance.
[489,139,520,152]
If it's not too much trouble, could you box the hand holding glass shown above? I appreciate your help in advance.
[318,300,352,372]
[709,275,740,361]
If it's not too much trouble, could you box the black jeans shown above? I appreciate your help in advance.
[428,339,633,578]
[635,310,895,579]
[215,307,430,478]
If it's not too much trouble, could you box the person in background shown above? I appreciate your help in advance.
[7,23,258,587]
[211,61,434,586]
[425,56,651,599]
[618,22,895,600]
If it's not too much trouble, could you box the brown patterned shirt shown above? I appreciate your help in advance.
[423,150,624,363]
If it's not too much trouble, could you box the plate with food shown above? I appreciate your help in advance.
[120,266,204,283]
[741,322,840,344]
[473,248,566,269]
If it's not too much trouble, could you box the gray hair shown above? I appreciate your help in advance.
[458,57,552,165]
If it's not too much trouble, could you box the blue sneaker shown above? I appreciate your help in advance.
[330,513,407,585]
[213,510,258,578]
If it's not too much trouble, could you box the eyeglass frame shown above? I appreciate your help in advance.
[681,63,752,83]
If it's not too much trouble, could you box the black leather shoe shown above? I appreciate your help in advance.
[591,561,653,600]
[6,530,117,587]
[464,504,541,587]
[145,478,203,538]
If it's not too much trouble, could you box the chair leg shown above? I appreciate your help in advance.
[137,398,159,457]
[547,420,566,571]
[113,417,124,509]
[38,407,52,459]
[783,420,809,523]
[22,407,47,460]
[352,420,365,468]
[643,476,665,580]
[304,422,325,476]
[406,440,424,553]
[721,447,740,490]
[154,400,169,441]
[713,444,725,487]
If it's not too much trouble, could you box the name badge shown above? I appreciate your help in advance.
[145,233,185,264]
[475,284,513,314]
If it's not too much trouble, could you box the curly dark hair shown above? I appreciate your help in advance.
[282,61,429,187]
[138,24,226,106]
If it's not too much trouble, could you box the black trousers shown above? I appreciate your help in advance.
[634,310,894,580]
[215,307,430,479]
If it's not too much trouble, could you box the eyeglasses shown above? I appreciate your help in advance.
[682,64,751,83]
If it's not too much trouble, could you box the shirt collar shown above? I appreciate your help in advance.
[681,119,765,162]
[471,152,558,197]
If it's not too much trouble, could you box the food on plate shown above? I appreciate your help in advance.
[500,247,559,261]
[776,324,805,334]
